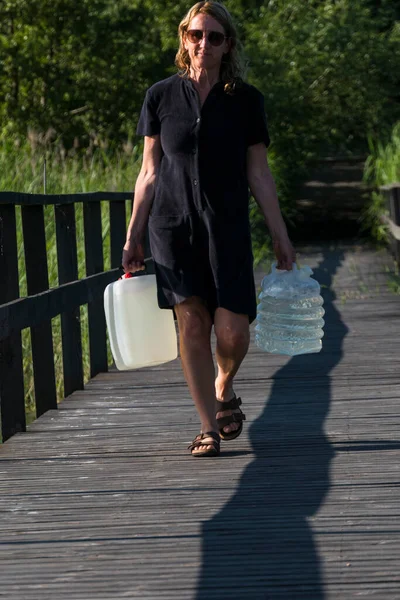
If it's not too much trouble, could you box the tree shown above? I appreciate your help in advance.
[243,0,400,158]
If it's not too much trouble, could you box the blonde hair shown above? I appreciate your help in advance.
[175,1,244,94]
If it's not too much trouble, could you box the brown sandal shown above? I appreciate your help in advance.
[216,395,246,441]
[188,431,220,457]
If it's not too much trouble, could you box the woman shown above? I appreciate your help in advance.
[122,1,296,457]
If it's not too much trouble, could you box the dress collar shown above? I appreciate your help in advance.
[183,75,224,93]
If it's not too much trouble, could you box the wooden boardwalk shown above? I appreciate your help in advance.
[1,242,400,599]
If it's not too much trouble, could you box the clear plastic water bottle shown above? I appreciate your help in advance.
[255,263,325,356]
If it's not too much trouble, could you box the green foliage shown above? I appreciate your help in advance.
[0,0,399,156]
[364,122,400,187]
[0,0,176,147]
[362,121,400,242]
[0,134,141,193]
[243,0,400,159]
[360,191,389,243]
[239,0,400,251]
[387,269,400,295]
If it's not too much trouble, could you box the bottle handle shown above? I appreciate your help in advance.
[272,261,297,273]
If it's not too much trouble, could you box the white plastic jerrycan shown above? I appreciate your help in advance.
[104,273,178,370]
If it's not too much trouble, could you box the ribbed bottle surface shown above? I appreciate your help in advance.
[255,264,325,356]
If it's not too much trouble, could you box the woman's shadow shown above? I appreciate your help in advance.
[196,248,348,600]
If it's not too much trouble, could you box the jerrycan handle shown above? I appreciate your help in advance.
[118,257,153,279]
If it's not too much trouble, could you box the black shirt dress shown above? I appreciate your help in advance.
[137,73,270,323]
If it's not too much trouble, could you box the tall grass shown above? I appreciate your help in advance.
[1,131,141,194]
[1,133,141,427]
[364,122,400,186]
[362,122,400,242]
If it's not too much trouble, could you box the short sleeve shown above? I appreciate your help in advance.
[246,89,270,148]
[136,89,161,136]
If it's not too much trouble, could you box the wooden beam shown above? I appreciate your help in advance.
[0,269,120,342]
[84,201,108,377]
[21,205,57,417]
[110,201,128,269]
[381,214,400,241]
[0,205,26,441]
[0,191,132,207]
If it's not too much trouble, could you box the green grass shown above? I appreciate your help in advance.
[364,122,400,187]
[387,262,400,295]
[362,122,400,242]
[1,133,141,195]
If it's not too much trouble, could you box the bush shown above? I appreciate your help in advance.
[362,122,400,241]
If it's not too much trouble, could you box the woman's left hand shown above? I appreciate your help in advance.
[272,234,297,270]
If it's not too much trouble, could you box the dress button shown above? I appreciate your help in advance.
[193,179,198,186]
[196,117,201,123]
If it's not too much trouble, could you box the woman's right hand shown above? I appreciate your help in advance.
[122,236,146,273]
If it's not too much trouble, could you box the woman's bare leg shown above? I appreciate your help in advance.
[174,297,218,454]
[214,308,250,434]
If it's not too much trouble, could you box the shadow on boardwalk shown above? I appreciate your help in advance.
[196,249,348,600]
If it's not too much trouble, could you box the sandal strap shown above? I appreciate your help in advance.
[216,395,242,411]
[188,431,220,452]
[217,412,246,428]
[216,396,245,429]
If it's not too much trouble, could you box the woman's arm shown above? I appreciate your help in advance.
[126,134,162,241]
[122,135,162,273]
[247,142,296,270]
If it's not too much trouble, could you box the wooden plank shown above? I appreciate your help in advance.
[21,205,57,416]
[55,204,83,397]
[83,201,108,377]
[0,243,399,598]
[109,200,127,269]
[387,185,400,226]
[390,187,400,263]
[0,191,132,206]
[0,204,26,441]
[381,185,400,264]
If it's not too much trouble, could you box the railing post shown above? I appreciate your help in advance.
[55,203,84,397]
[109,201,127,268]
[0,205,26,441]
[21,205,57,417]
[84,201,108,377]
[382,185,400,266]
[392,186,400,265]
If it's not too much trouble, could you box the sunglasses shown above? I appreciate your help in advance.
[186,29,228,47]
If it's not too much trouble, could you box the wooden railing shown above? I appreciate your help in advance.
[380,184,400,265]
[0,191,149,443]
